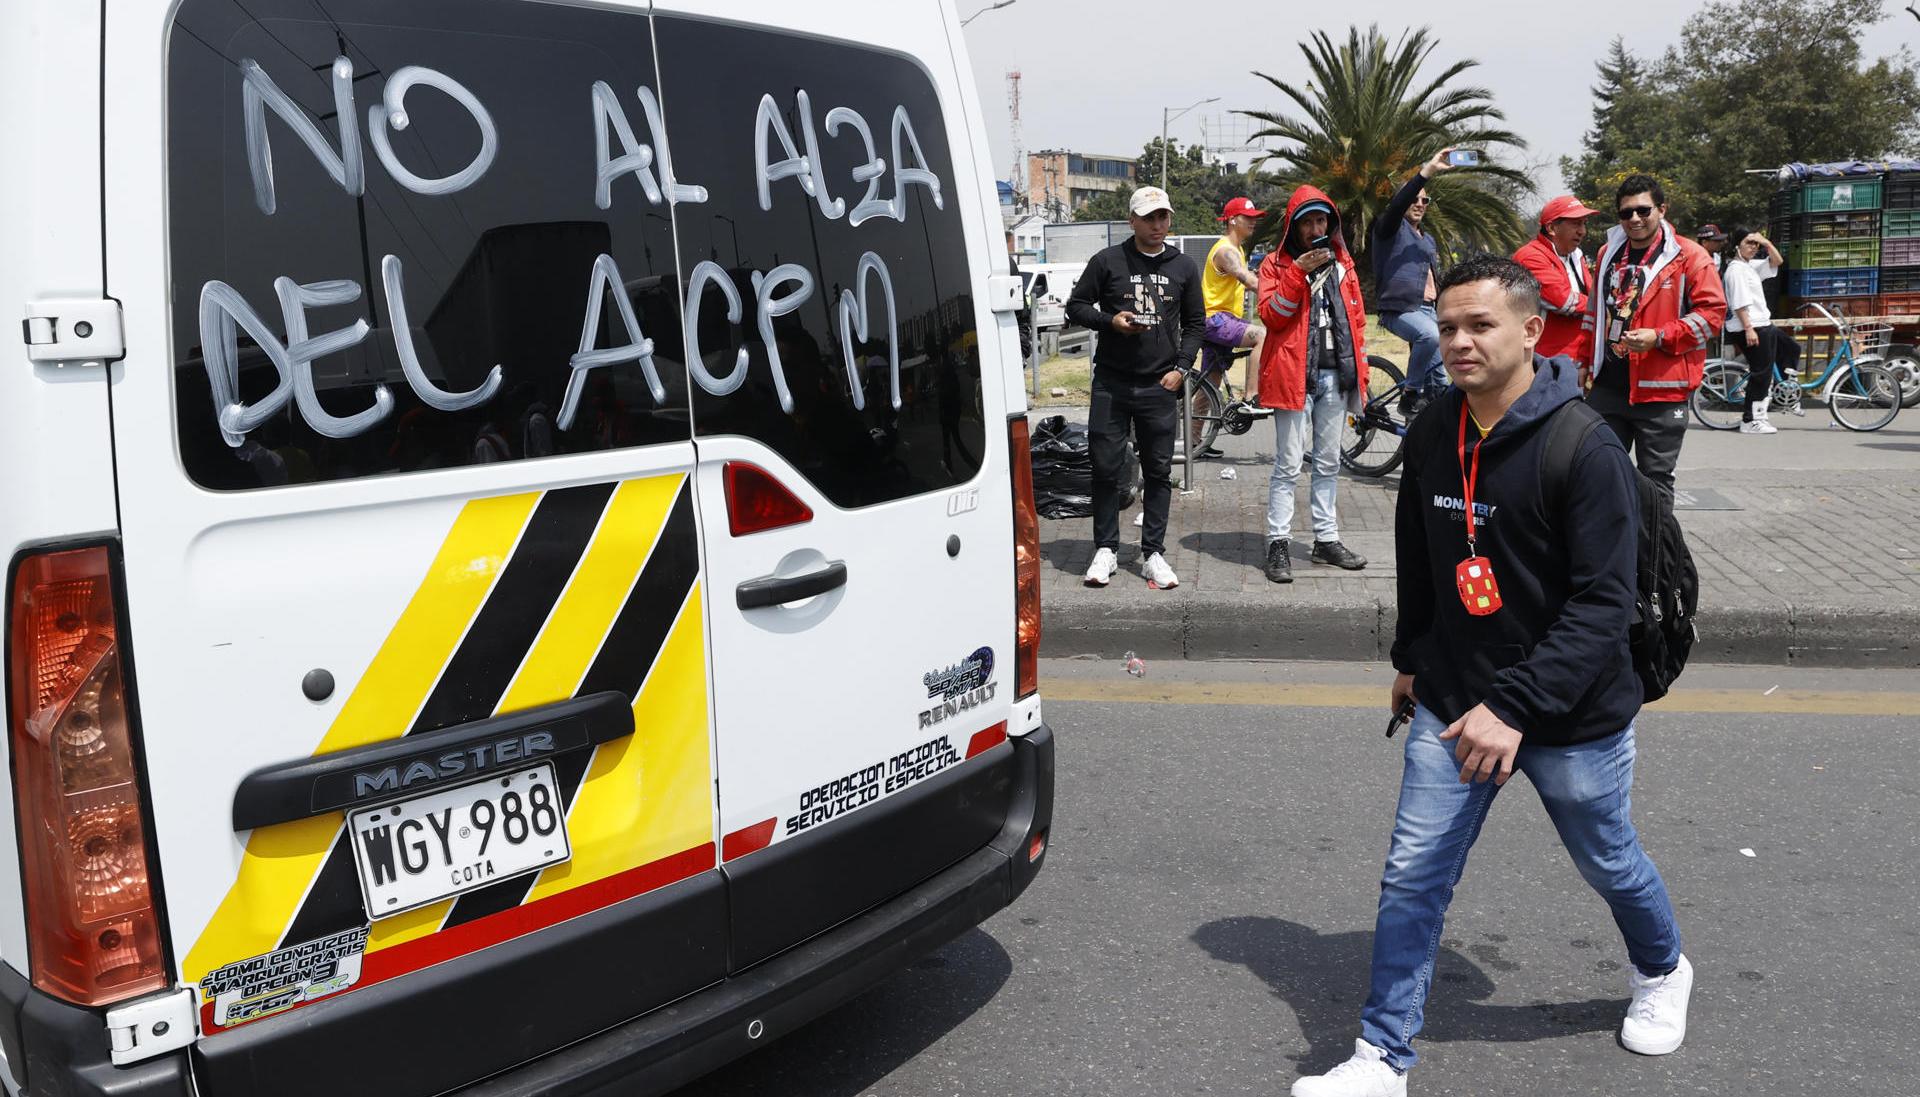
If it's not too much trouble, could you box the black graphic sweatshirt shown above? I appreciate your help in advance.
[1065,238,1206,382]
[1390,356,1642,745]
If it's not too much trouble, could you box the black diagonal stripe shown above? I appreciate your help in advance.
[440,482,699,930]
[277,483,617,949]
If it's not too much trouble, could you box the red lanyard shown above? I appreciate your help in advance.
[1456,405,1483,556]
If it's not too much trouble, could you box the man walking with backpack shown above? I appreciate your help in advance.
[1291,256,1692,1097]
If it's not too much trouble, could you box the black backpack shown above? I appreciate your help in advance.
[1538,401,1699,701]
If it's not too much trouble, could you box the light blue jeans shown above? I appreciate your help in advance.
[1357,705,1682,1072]
[1379,305,1442,394]
[1266,369,1344,544]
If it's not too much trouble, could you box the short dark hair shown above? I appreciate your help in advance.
[1436,254,1542,317]
[1616,173,1666,208]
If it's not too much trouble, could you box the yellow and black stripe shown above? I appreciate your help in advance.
[185,473,709,1005]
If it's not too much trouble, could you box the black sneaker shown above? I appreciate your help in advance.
[1199,445,1226,459]
[1312,540,1367,570]
[1398,388,1429,419]
[1264,540,1294,584]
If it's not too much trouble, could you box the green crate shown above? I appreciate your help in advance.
[1883,209,1920,238]
[1795,178,1883,213]
[1789,238,1881,269]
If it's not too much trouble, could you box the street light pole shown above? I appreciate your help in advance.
[1160,96,1219,191]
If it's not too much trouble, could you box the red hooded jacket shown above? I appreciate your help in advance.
[1255,186,1370,413]
[1512,234,1594,364]
[1585,222,1726,403]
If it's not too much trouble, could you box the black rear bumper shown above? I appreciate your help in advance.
[0,724,1053,1097]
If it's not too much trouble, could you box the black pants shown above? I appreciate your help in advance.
[1586,385,1686,495]
[1738,325,1801,421]
[1090,372,1176,555]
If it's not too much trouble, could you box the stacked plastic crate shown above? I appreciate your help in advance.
[1883,173,1920,317]
[1780,178,1882,319]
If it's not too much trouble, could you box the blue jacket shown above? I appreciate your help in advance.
[1370,172,1440,314]
[1389,357,1642,746]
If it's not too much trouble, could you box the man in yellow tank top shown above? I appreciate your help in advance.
[1199,197,1269,399]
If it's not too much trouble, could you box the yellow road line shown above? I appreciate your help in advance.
[1039,678,1920,717]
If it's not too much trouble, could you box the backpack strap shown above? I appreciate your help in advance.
[1537,399,1608,518]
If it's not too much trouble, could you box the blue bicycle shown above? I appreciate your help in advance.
[1690,304,1901,432]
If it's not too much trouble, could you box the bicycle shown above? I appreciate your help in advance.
[1689,303,1902,433]
[1181,345,1261,457]
[1339,355,1414,476]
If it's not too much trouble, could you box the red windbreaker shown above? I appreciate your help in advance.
[1586,223,1727,403]
[1255,186,1370,413]
[1513,234,1594,364]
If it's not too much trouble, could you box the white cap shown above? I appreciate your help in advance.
[1128,186,1173,216]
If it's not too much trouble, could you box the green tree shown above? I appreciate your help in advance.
[1564,0,1920,229]
[1238,25,1534,273]
[1071,139,1280,236]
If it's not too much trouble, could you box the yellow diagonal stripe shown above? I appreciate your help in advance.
[184,491,540,983]
[497,476,682,713]
[367,476,682,954]
[525,581,714,903]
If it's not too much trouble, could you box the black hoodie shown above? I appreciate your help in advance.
[1390,356,1642,746]
[1065,238,1206,382]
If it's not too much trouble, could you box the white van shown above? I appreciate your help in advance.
[1,1,1052,1093]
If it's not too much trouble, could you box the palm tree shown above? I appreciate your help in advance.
[1240,26,1534,268]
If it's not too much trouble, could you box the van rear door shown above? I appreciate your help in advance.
[650,2,1022,968]
[103,0,723,1089]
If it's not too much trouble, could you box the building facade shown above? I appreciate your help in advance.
[1026,150,1137,219]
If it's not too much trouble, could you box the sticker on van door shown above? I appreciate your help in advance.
[198,927,369,1028]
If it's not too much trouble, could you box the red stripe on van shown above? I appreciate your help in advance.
[199,842,715,1035]
[964,722,1008,759]
[721,818,779,861]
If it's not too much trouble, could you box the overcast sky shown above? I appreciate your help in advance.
[957,0,1920,210]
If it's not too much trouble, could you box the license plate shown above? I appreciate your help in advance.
[348,763,570,918]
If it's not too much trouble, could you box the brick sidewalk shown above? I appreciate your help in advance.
[1035,408,1920,668]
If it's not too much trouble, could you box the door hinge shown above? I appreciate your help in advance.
[21,298,124,365]
[987,273,1023,313]
[104,987,196,1066]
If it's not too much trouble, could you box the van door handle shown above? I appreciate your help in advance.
[736,560,847,610]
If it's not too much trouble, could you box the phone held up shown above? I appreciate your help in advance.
[1445,148,1483,167]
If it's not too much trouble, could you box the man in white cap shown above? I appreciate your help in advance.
[1065,185,1207,590]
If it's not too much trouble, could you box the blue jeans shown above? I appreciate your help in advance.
[1379,305,1441,394]
[1267,370,1344,543]
[1358,705,1682,1072]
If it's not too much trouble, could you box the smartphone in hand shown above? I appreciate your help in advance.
[1446,148,1483,167]
[1386,698,1416,739]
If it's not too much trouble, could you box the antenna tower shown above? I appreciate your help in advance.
[1006,70,1025,202]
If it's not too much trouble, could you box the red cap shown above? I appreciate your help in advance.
[1538,195,1602,225]
[1218,196,1268,222]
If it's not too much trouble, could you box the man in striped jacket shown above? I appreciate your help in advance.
[1584,175,1726,494]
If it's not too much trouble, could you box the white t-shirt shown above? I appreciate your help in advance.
[1723,257,1773,331]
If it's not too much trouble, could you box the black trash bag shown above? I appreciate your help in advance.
[1030,415,1138,519]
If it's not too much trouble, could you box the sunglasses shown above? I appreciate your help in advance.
[1413,196,1434,207]
[1617,205,1658,221]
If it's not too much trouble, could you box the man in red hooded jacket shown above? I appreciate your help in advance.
[1583,175,1725,494]
[1512,195,1600,364]
[1254,187,1371,583]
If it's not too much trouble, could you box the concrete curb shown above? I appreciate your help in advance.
[1040,591,1919,669]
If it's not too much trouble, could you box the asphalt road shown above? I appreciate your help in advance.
[675,659,1920,1097]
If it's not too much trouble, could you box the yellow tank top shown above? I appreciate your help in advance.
[1202,237,1246,318]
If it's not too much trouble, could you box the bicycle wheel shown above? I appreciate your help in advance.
[1827,361,1902,432]
[1689,360,1748,431]
[1882,344,1920,409]
[1183,373,1226,455]
[1341,356,1406,477]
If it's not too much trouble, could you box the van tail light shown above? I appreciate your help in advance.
[7,545,168,1006]
[1009,418,1041,699]
[724,461,814,537]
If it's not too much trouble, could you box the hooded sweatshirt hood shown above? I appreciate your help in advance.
[1438,353,1585,451]
[1280,185,1348,259]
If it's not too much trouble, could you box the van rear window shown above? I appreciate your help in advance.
[166,1,983,502]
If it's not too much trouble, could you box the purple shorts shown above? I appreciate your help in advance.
[1201,312,1251,373]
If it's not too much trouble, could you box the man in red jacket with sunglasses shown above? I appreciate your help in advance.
[1583,175,1726,494]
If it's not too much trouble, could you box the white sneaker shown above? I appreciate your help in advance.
[1621,953,1693,1055]
[1291,1039,1406,1097]
[1739,418,1777,434]
[1083,547,1118,588]
[1143,552,1179,590]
